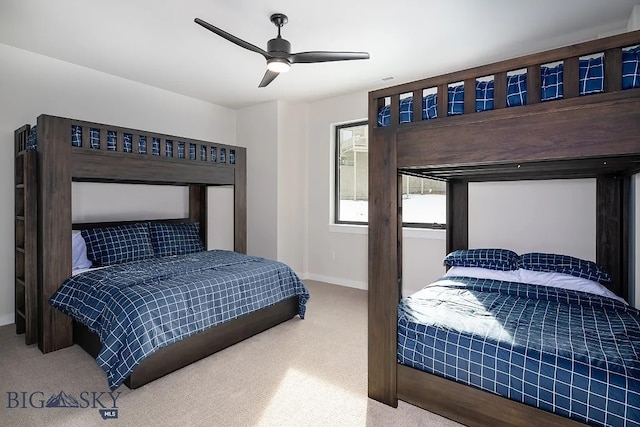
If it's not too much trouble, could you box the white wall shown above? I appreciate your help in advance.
[72,183,189,222]
[72,183,234,251]
[0,43,237,326]
[305,91,369,288]
[304,91,448,296]
[235,100,307,273]
[469,180,596,260]
[237,101,278,260]
[276,101,308,273]
[207,186,235,250]
[628,5,640,31]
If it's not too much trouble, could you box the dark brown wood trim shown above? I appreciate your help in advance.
[390,94,400,128]
[368,129,399,407]
[397,365,585,427]
[397,173,403,293]
[563,56,580,99]
[23,151,38,345]
[233,147,247,254]
[446,180,468,254]
[596,175,630,300]
[189,185,207,247]
[437,84,447,119]
[494,72,507,110]
[14,125,38,345]
[71,149,235,185]
[526,65,541,105]
[464,78,476,115]
[604,48,623,92]
[74,296,299,389]
[37,115,73,353]
[412,89,422,123]
[395,91,640,171]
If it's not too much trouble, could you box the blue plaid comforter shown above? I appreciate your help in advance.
[50,250,309,389]
[398,276,640,427]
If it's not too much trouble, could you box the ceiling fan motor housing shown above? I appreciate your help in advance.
[267,37,291,56]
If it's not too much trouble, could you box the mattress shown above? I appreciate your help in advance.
[397,275,640,427]
[379,46,640,126]
[50,250,310,389]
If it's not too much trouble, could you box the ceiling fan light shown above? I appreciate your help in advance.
[267,58,290,73]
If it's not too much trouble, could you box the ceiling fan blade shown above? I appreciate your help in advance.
[290,51,370,64]
[194,18,270,59]
[258,69,280,88]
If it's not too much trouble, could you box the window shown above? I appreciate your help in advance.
[334,121,446,228]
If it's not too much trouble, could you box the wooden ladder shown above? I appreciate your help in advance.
[14,125,37,345]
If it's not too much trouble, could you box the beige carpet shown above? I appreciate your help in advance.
[0,280,461,427]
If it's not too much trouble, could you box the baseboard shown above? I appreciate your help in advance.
[301,273,367,290]
[0,313,15,327]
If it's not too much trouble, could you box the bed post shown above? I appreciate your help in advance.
[189,185,207,247]
[37,115,73,353]
[368,125,400,407]
[446,179,469,253]
[233,147,247,254]
[596,174,629,300]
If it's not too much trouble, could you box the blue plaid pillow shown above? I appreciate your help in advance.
[518,252,611,284]
[377,104,390,127]
[447,84,464,115]
[399,96,413,124]
[444,248,519,271]
[148,222,205,257]
[579,56,604,95]
[622,45,640,90]
[423,93,438,119]
[540,64,563,101]
[475,80,494,112]
[507,73,527,107]
[81,223,154,267]
[27,126,38,151]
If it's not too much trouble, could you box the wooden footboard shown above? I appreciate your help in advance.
[397,364,585,427]
[74,296,299,389]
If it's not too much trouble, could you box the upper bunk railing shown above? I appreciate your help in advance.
[67,118,238,166]
[26,115,240,167]
[62,120,237,165]
[369,29,640,130]
[23,115,246,186]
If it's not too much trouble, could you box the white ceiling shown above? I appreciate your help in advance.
[1,1,639,110]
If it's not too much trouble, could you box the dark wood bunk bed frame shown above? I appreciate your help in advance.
[14,114,299,389]
[367,30,640,426]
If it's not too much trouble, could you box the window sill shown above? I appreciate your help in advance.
[329,224,446,240]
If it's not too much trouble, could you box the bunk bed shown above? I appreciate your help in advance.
[14,115,308,389]
[368,29,640,427]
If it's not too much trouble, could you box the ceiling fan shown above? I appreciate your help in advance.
[194,13,370,88]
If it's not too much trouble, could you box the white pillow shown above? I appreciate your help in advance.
[443,266,627,305]
[516,268,627,305]
[443,266,521,283]
[72,231,93,270]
